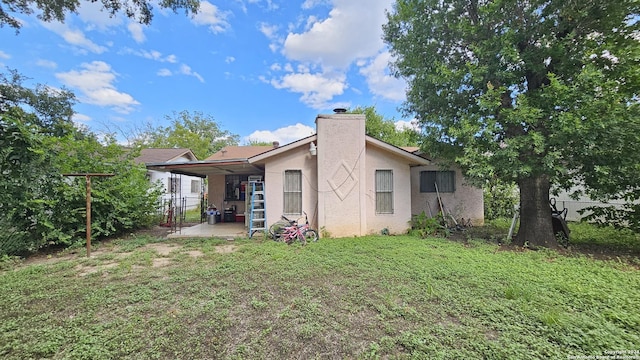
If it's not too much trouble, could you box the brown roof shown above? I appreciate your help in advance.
[135,148,197,164]
[205,146,274,160]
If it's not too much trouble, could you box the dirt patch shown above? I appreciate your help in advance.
[185,250,204,258]
[76,262,118,277]
[152,258,173,268]
[143,243,182,256]
[215,245,238,254]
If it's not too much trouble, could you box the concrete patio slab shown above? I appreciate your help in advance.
[167,222,263,239]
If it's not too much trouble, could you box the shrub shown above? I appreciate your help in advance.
[409,211,449,238]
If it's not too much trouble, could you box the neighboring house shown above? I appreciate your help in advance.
[553,187,629,222]
[135,148,203,211]
[147,112,484,236]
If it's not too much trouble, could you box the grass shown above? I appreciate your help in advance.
[1,228,639,359]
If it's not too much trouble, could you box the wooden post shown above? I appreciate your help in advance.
[62,173,114,257]
[86,175,91,257]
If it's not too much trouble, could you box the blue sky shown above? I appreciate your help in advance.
[0,0,412,146]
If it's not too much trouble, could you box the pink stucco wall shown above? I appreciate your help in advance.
[410,165,484,225]
[316,113,368,237]
[262,143,319,230]
[364,144,415,235]
[207,174,227,212]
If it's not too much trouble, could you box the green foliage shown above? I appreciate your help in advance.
[409,211,449,238]
[384,0,640,245]
[0,0,200,30]
[0,71,162,255]
[349,105,419,147]
[133,110,239,159]
[483,178,518,220]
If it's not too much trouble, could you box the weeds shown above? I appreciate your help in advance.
[1,233,639,359]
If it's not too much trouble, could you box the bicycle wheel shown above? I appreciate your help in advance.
[269,220,289,241]
[302,229,318,243]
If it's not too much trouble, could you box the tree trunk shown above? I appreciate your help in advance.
[513,174,559,249]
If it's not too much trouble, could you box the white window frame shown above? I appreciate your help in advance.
[375,170,394,214]
[283,170,302,215]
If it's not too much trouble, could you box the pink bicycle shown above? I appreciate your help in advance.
[269,212,318,245]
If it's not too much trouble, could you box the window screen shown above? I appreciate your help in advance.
[420,171,455,193]
[376,170,393,214]
[284,170,302,214]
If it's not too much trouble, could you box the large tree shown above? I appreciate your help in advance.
[349,105,420,147]
[1,0,199,30]
[133,110,239,160]
[384,0,640,248]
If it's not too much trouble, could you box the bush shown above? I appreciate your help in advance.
[409,211,449,238]
[483,178,518,220]
[0,111,162,256]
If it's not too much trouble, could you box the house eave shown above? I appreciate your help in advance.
[249,134,317,164]
[365,136,431,166]
[145,159,264,177]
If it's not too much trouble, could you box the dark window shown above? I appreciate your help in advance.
[284,170,302,215]
[376,170,393,214]
[225,175,248,200]
[420,171,455,193]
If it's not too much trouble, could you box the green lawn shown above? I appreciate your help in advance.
[1,231,639,359]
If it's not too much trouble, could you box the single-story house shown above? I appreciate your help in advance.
[148,112,484,237]
[135,148,203,211]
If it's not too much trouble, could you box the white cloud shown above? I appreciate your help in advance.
[55,61,140,114]
[166,54,178,63]
[270,63,281,71]
[179,64,205,82]
[123,48,177,62]
[225,56,236,63]
[76,1,123,30]
[41,21,107,54]
[359,51,406,101]
[270,71,347,109]
[72,113,92,123]
[0,50,9,59]
[258,22,279,38]
[301,0,331,9]
[157,68,172,77]
[265,0,399,110]
[394,119,419,131]
[191,1,231,33]
[128,22,146,43]
[244,123,316,145]
[35,59,57,69]
[282,0,393,69]
[259,22,283,52]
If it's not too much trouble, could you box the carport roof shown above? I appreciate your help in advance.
[145,145,275,177]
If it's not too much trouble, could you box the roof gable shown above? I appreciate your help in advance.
[248,135,317,164]
[135,148,197,164]
[365,137,430,166]
[206,146,274,161]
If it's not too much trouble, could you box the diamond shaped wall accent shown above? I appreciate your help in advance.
[327,160,358,201]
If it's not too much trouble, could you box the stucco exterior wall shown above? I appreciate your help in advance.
[410,164,484,225]
[365,145,414,235]
[316,114,367,237]
[207,174,226,211]
[263,145,318,229]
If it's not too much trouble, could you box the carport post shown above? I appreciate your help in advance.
[62,173,114,257]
